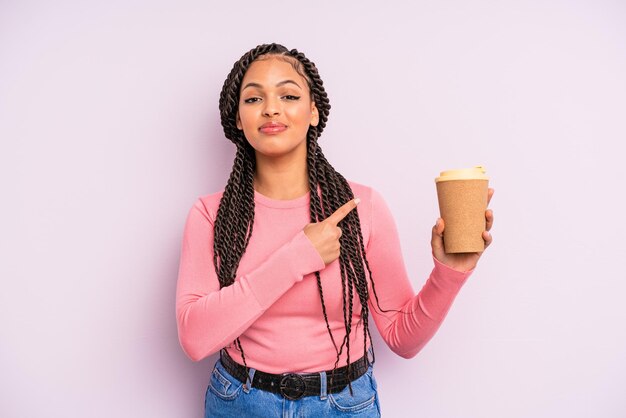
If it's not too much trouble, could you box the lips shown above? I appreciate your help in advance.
[259,122,287,134]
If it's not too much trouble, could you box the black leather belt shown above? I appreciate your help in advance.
[219,350,370,400]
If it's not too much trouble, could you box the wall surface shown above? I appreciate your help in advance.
[2,0,625,417]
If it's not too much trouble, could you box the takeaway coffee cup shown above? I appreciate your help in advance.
[435,166,489,253]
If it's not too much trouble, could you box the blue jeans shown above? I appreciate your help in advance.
[204,359,381,417]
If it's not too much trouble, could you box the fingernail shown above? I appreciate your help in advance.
[354,198,361,205]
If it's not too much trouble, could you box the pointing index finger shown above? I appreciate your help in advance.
[326,198,360,225]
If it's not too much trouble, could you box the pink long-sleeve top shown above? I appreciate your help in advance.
[175,181,473,373]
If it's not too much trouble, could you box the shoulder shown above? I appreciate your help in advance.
[347,180,373,201]
[347,180,386,208]
[346,180,391,226]
[345,180,393,249]
[347,180,395,229]
[190,189,224,224]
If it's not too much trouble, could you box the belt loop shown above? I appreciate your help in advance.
[367,346,375,366]
[243,367,256,394]
[319,371,327,400]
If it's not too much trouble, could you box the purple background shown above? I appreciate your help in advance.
[2,1,625,417]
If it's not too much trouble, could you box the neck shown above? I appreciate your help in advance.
[253,150,309,200]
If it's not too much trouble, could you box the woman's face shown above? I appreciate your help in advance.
[236,56,319,162]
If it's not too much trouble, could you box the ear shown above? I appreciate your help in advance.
[235,111,242,130]
[310,103,319,127]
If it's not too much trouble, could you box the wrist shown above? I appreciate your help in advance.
[432,252,476,274]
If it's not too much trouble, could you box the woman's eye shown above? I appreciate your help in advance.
[243,97,260,104]
[283,95,300,100]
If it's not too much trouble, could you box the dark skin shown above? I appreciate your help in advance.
[432,188,495,271]
[305,189,495,271]
[304,198,361,265]
[239,57,495,272]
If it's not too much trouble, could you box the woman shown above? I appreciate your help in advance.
[176,43,494,417]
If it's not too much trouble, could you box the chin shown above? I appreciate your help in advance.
[252,142,306,159]
[256,148,295,158]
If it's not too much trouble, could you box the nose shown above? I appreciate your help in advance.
[262,96,280,117]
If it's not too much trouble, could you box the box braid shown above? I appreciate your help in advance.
[214,43,384,391]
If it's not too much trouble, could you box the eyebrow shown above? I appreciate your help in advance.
[241,79,302,91]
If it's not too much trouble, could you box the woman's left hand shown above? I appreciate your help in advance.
[431,188,494,272]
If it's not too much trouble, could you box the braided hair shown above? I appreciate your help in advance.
[214,43,381,387]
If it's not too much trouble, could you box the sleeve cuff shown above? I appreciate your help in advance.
[246,230,326,309]
[431,254,474,287]
[288,230,327,276]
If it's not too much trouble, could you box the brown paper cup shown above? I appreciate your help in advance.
[435,167,489,253]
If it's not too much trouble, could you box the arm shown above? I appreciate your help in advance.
[366,189,473,359]
[175,198,325,361]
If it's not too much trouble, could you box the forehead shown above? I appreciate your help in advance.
[241,57,309,90]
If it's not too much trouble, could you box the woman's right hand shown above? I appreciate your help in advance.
[303,198,360,265]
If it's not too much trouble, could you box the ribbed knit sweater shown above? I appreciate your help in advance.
[176,181,473,373]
